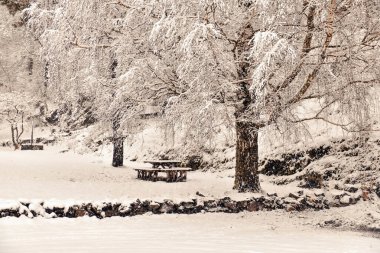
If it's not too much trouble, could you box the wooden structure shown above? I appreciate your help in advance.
[135,160,191,182]
[139,105,163,119]
[21,145,44,150]
[143,160,182,168]
[134,167,191,182]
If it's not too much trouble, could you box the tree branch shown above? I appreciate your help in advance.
[287,0,337,106]
[275,2,316,92]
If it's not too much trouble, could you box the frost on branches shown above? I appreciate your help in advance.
[24,0,380,191]
[0,91,40,149]
[145,0,379,192]
[24,0,149,166]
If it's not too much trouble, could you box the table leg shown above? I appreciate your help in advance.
[176,171,179,181]
[178,171,182,181]
[143,171,147,180]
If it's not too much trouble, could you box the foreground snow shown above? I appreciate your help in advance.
[1,213,379,253]
[1,143,380,252]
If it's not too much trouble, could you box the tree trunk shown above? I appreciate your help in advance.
[112,137,124,167]
[31,121,34,146]
[232,22,260,192]
[233,121,261,192]
[11,125,17,149]
[233,82,261,192]
[111,113,124,167]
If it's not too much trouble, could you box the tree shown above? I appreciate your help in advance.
[8,105,25,149]
[0,91,37,149]
[0,2,42,94]
[24,0,148,166]
[144,0,380,191]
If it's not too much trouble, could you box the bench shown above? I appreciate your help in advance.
[134,167,191,182]
[21,145,44,150]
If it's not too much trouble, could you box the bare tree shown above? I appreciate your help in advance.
[0,92,35,149]
[7,106,24,149]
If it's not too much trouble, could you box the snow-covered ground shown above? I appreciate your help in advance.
[1,127,379,252]
[0,146,304,201]
[0,146,234,200]
[1,213,379,253]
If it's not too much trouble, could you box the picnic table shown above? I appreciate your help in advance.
[143,160,182,168]
[134,160,191,182]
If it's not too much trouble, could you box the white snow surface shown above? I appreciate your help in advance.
[0,146,225,200]
[0,146,302,201]
[1,213,379,253]
[1,130,380,252]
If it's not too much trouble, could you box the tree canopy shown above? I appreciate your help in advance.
[23,0,380,191]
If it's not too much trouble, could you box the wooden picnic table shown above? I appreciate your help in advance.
[143,160,182,168]
[135,160,191,182]
[134,167,191,182]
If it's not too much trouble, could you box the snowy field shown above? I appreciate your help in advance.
[0,146,234,200]
[1,146,380,253]
[1,213,380,253]
[1,141,380,253]
[0,146,303,201]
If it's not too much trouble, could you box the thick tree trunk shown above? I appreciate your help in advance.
[112,137,124,167]
[231,21,260,192]
[233,121,261,192]
[233,81,261,192]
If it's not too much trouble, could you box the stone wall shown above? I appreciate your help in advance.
[1,191,368,219]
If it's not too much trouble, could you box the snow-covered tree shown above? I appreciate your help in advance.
[0,3,42,96]
[23,0,380,191]
[0,3,44,148]
[144,0,380,191]
[24,0,154,166]
[0,91,38,148]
